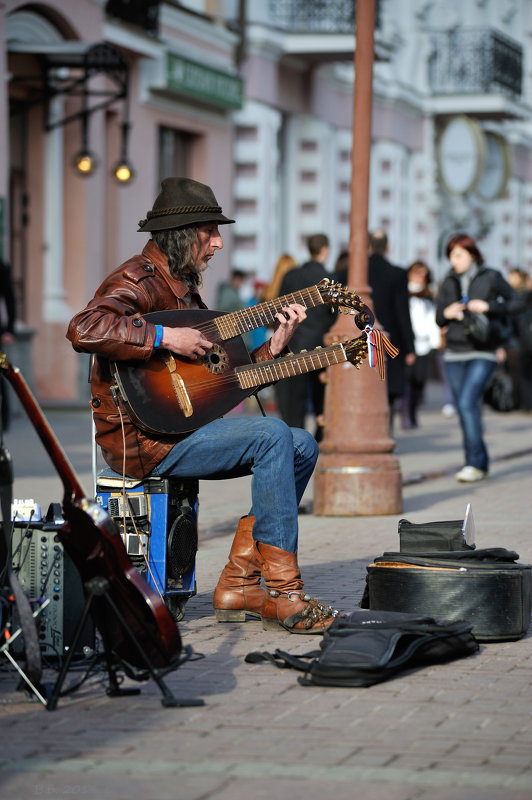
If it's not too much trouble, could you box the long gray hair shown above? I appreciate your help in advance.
[152,226,201,285]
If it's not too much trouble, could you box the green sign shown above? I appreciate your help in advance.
[166,53,243,110]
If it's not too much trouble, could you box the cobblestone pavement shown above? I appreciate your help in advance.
[0,385,531,800]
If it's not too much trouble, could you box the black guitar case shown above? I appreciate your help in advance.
[361,548,532,642]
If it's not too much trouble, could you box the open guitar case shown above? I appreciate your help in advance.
[361,515,532,642]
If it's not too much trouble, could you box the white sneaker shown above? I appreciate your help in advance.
[455,466,488,482]
[442,404,456,418]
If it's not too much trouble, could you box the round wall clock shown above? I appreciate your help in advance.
[438,116,484,196]
[475,131,510,201]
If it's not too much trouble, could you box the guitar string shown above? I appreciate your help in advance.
[193,303,364,339]
[174,344,364,393]
[181,285,368,341]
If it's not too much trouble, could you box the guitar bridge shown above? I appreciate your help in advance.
[162,353,193,418]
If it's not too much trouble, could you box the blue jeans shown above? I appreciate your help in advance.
[150,417,319,553]
[445,358,497,471]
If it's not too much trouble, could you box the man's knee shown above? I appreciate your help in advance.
[257,416,293,443]
[293,427,319,464]
[255,417,318,461]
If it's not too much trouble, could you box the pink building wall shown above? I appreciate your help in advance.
[2,0,236,401]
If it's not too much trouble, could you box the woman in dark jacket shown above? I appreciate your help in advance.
[435,233,519,482]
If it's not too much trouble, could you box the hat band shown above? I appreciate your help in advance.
[146,204,222,220]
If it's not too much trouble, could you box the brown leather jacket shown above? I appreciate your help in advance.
[67,241,274,478]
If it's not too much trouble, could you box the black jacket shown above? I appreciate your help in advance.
[435,266,521,353]
[278,260,336,351]
[366,253,414,397]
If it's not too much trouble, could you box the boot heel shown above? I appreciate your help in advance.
[261,617,283,631]
[214,608,247,623]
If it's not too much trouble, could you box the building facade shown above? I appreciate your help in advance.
[1,0,532,403]
[237,0,532,277]
[1,0,240,400]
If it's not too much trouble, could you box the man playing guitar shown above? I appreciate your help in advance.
[67,177,339,634]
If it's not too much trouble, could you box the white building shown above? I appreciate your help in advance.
[232,0,532,281]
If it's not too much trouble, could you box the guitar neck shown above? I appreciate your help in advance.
[0,354,85,505]
[215,285,325,340]
[236,343,347,390]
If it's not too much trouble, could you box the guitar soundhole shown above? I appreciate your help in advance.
[201,343,229,374]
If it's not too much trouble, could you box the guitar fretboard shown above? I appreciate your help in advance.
[214,285,325,340]
[236,343,347,390]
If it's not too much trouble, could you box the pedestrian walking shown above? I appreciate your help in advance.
[367,230,416,431]
[402,260,441,429]
[435,232,521,482]
[274,234,336,441]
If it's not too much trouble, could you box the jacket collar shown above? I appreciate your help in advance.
[141,240,202,303]
[447,263,488,282]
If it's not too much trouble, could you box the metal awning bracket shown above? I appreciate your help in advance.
[8,41,129,130]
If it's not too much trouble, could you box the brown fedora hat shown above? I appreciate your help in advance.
[138,177,235,232]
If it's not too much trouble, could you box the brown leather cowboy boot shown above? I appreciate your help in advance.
[255,541,338,633]
[213,515,266,622]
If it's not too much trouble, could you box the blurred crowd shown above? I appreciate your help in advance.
[215,230,532,482]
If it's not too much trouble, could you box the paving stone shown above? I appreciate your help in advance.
[2,395,532,798]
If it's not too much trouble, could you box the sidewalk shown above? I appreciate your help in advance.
[1,384,532,800]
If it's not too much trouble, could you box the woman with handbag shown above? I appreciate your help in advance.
[435,233,520,482]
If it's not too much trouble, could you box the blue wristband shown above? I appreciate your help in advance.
[153,324,163,349]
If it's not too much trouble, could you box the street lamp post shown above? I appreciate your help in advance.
[313,0,403,516]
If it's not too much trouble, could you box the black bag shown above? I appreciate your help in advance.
[363,548,532,642]
[463,309,512,349]
[398,518,475,552]
[245,609,479,687]
[484,365,515,412]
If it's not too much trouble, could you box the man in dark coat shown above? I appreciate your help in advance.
[274,233,336,439]
[367,230,415,428]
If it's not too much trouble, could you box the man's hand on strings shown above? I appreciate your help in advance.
[269,304,307,356]
[160,327,213,360]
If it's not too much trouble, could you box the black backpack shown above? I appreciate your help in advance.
[245,609,479,687]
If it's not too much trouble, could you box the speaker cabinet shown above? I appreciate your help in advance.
[10,524,95,658]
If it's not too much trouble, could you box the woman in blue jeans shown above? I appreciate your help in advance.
[435,233,519,482]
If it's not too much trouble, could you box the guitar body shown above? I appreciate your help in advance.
[114,310,256,435]
[112,305,387,437]
[60,498,181,669]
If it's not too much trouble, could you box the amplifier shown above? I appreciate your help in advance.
[10,522,95,659]
[96,474,198,599]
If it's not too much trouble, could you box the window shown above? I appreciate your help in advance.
[158,128,195,183]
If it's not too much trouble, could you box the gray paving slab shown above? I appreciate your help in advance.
[1,382,531,800]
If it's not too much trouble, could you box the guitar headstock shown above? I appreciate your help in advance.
[340,333,369,367]
[317,279,375,330]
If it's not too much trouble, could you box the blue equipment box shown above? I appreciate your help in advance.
[96,471,198,603]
